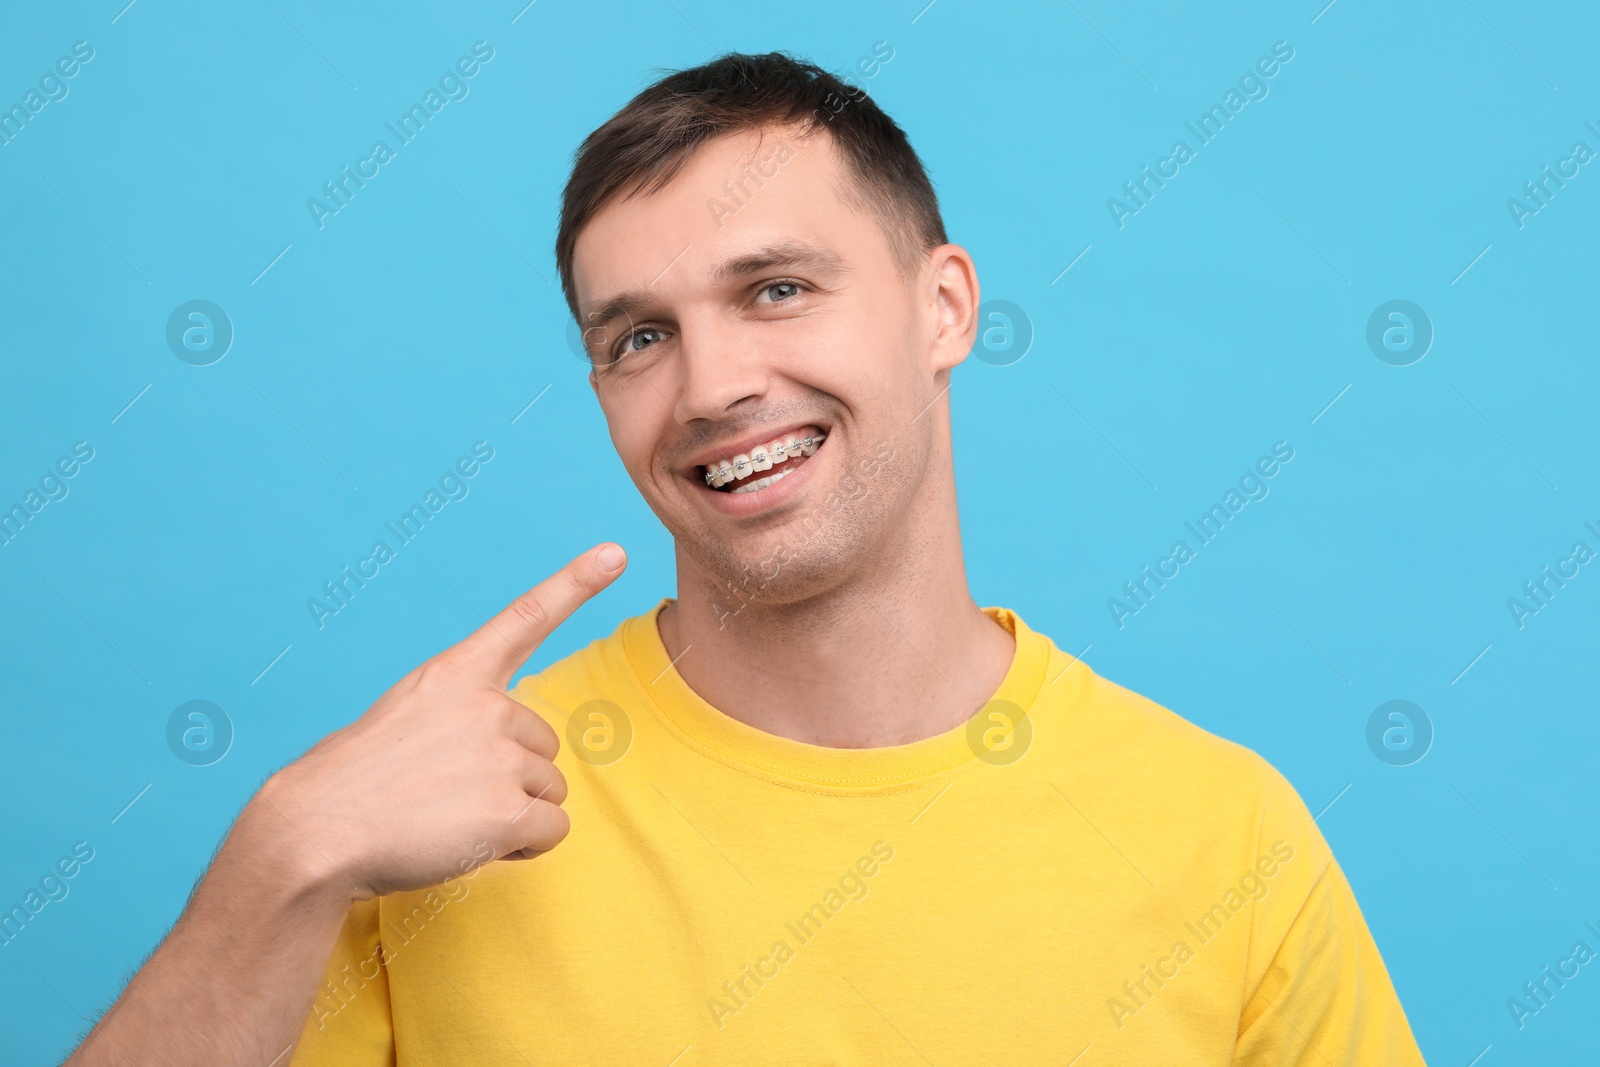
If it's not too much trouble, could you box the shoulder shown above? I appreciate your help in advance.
[1080,666,1304,807]
[1027,622,1331,879]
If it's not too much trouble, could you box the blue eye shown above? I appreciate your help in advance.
[762,281,803,302]
[610,327,664,362]
[629,328,663,350]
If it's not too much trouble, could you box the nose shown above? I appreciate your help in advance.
[671,311,768,425]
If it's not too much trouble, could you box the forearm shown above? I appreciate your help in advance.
[58,545,615,1063]
[63,785,357,1067]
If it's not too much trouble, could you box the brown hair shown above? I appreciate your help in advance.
[555,50,947,323]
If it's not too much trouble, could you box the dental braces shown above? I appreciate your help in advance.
[703,434,826,486]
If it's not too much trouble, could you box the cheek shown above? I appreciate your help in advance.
[619,431,659,481]
[846,315,921,405]
[797,320,895,403]
[602,394,672,484]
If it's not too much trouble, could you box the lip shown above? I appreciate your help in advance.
[689,431,830,517]
[684,421,831,475]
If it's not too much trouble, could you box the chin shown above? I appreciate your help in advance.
[688,514,873,616]
[658,432,920,613]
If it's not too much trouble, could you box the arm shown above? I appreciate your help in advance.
[62,790,357,1066]
[60,544,629,1067]
[1234,859,1427,1065]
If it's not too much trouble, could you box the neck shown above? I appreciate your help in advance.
[658,445,1014,749]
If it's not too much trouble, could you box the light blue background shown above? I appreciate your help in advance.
[2,1,1597,1062]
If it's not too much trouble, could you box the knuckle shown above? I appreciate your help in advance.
[490,738,524,774]
[486,700,520,734]
[535,804,572,847]
[503,791,569,850]
[559,565,591,600]
[507,592,551,631]
[536,760,569,805]
[549,805,572,842]
[500,790,538,827]
[417,655,463,687]
[529,719,560,759]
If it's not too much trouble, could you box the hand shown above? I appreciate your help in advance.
[253,543,628,901]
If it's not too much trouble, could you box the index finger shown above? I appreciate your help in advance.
[443,543,627,688]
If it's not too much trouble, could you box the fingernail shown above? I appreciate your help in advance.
[596,544,626,572]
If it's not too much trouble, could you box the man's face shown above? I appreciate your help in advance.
[572,125,974,606]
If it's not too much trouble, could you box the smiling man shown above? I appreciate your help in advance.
[62,53,1426,1066]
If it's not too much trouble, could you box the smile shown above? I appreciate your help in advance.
[701,427,827,494]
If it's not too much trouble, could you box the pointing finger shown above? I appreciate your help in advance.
[441,543,627,687]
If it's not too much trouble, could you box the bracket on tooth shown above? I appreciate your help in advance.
[703,434,825,487]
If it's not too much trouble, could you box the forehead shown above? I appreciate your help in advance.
[571,126,886,317]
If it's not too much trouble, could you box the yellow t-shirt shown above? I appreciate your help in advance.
[290,602,1425,1065]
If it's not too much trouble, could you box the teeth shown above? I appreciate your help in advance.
[701,431,827,488]
[731,467,796,494]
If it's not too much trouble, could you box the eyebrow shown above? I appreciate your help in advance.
[578,240,850,343]
[713,240,849,285]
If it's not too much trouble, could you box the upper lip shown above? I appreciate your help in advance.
[685,421,830,473]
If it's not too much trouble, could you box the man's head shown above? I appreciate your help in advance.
[557,52,980,612]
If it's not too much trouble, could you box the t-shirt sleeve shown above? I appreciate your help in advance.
[288,898,396,1067]
[1234,856,1426,1065]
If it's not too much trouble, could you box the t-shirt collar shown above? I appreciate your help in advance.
[620,599,1050,794]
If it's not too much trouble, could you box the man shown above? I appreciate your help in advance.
[64,52,1426,1065]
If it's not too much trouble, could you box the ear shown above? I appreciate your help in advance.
[924,244,980,375]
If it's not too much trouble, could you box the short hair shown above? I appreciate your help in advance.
[555,50,948,323]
